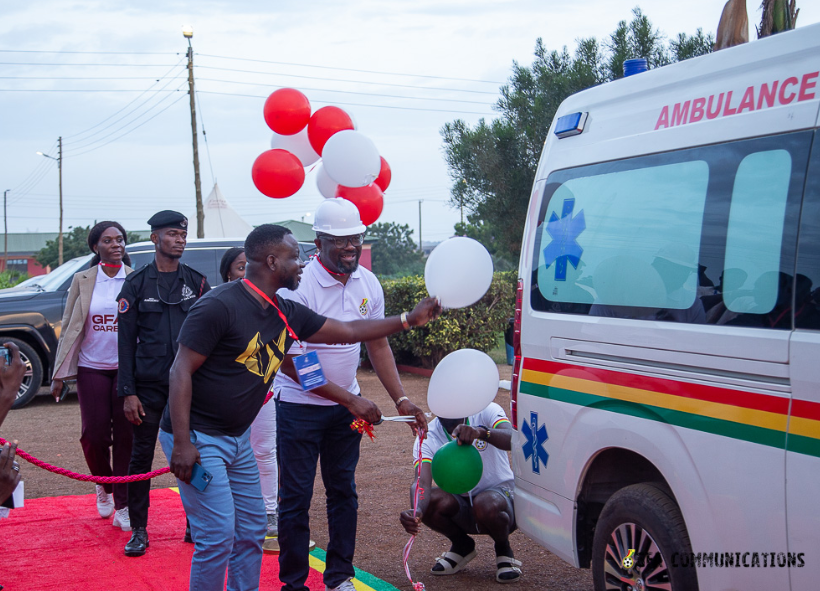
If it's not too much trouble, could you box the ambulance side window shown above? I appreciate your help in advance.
[530,132,812,328]
[794,132,820,330]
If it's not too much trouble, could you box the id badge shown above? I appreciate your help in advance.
[293,350,328,391]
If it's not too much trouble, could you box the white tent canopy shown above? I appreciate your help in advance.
[203,183,253,238]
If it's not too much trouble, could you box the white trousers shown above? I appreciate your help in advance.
[249,398,278,514]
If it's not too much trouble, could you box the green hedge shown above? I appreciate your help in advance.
[378,270,517,368]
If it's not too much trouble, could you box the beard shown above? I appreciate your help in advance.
[335,252,360,274]
[284,272,301,292]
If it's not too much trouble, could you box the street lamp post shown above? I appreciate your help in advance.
[183,25,204,238]
[37,137,63,265]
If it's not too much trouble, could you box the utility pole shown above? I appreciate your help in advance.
[3,189,8,270]
[58,136,63,265]
[36,138,63,264]
[418,199,424,253]
[183,26,204,238]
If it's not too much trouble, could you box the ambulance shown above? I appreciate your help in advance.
[510,23,820,591]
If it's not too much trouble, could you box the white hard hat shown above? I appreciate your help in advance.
[312,198,367,236]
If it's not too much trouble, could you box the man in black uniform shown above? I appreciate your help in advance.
[116,210,210,557]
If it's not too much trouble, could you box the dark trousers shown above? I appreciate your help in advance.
[76,366,132,510]
[126,389,166,530]
[277,400,362,591]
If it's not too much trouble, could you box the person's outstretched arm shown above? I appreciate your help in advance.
[308,296,441,344]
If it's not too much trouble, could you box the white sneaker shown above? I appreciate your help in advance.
[325,578,356,591]
[95,485,115,518]
[113,507,131,532]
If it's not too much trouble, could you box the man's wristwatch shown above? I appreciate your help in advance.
[479,427,491,442]
[395,395,409,408]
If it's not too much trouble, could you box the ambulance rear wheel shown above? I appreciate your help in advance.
[592,483,699,591]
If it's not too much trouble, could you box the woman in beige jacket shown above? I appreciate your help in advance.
[51,221,135,531]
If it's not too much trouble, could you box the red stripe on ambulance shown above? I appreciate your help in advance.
[655,71,818,130]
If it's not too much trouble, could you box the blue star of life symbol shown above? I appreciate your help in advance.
[521,411,549,474]
[543,198,585,281]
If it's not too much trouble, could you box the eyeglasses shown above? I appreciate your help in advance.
[319,234,365,248]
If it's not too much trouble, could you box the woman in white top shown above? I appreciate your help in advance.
[51,222,134,531]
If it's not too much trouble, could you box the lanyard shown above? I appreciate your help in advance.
[242,278,301,344]
[315,256,346,277]
[440,418,469,441]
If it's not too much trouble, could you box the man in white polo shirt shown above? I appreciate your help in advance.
[273,198,428,591]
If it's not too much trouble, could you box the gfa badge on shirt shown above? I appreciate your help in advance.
[293,351,328,391]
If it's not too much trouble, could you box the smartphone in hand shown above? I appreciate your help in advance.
[190,463,213,491]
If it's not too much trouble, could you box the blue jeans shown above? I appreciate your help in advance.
[277,400,362,591]
[159,428,266,591]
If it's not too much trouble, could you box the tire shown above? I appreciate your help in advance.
[592,483,699,591]
[8,338,44,410]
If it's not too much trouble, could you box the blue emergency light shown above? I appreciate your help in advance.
[554,112,588,139]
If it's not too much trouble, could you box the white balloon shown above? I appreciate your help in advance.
[322,130,380,188]
[315,164,338,199]
[427,349,499,419]
[270,127,320,167]
[425,237,494,308]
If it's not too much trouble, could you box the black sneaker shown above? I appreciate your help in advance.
[125,527,149,557]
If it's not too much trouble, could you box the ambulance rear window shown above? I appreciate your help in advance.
[530,131,811,328]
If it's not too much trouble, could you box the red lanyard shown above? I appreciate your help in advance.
[99,262,122,269]
[242,278,301,343]
[315,256,346,277]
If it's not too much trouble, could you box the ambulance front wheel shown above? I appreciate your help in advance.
[591,483,699,591]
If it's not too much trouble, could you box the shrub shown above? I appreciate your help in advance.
[0,270,28,289]
[379,270,517,368]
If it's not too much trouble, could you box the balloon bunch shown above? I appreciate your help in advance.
[251,88,392,226]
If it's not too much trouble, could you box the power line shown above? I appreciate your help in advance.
[0,49,177,55]
[9,140,57,192]
[0,76,183,80]
[64,76,187,150]
[196,65,499,95]
[9,160,57,206]
[68,92,188,158]
[195,53,503,85]
[195,90,216,186]
[0,88,183,92]
[63,59,185,140]
[197,77,492,105]
[0,61,180,67]
[197,90,494,116]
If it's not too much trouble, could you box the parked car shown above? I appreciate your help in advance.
[0,237,317,408]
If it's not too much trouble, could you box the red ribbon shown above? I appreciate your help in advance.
[403,426,426,590]
[242,278,300,343]
[350,419,376,441]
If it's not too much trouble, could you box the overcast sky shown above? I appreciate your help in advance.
[2,1,818,244]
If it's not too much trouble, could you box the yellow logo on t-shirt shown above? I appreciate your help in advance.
[235,328,287,382]
[359,298,368,316]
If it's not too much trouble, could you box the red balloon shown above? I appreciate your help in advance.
[264,89,311,135]
[374,157,392,191]
[307,106,354,155]
[252,149,305,198]
[336,184,384,225]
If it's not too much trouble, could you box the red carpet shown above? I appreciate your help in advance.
[1,488,326,590]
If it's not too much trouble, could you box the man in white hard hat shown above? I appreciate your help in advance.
[273,198,428,591]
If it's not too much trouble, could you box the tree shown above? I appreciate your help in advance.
[442,9,714,261]
[758,0,799,37]
[36,225,145,269]
[368,222,425,278]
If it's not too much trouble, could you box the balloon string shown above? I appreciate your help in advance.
[403,427,426,591]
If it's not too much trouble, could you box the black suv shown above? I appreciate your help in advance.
[0,238,317,408]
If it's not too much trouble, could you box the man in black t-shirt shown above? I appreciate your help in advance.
[160,224,441,591]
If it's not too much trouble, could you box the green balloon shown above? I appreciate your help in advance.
[431,440,484,494]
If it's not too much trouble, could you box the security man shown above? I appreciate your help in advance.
[117,210,210,557]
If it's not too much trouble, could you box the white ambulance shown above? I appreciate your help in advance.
[511,23,820,591]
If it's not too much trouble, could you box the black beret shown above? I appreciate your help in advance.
[148,210,188,231]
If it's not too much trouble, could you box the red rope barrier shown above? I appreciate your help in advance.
[0,436,170,484]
